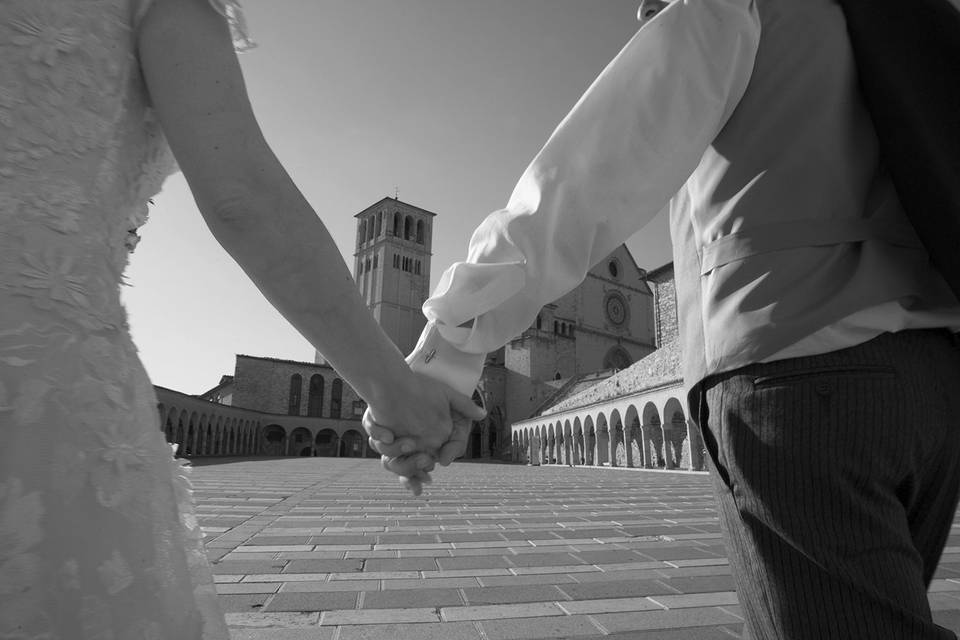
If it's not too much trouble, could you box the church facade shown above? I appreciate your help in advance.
[154,197,663,460]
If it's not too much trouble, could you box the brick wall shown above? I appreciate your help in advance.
[233,356,363,420]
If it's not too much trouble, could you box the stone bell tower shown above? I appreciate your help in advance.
[316,197,435,363]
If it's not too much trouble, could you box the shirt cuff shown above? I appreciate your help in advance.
[406,321,486,397]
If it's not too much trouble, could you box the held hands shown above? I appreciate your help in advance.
[362,374,485,495]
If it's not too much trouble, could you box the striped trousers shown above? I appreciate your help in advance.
[696,329,960,639]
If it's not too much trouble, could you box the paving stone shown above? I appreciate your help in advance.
[593,606,744,632]
[336,622,483,640]
[437,532,507,543]
[320,607,439,625]
[477,574,578,587]
[602,626,741,639]
[264,592,360,612]
[557,578,677,600]
[248,536,312,546]
[229,629,336,639]
[571,550,646,564]
[362,588,464,609]
[479,614,604,639]
[651,591,740,609]
[213,561,287,575]
[436,556,513,570]
[461,584,567,605]
[219,594,272,612]
[218,583,282,595]
[441,602,566,621]
[190,458,960,640]
[660,574,737,593]
[559,596,666,615]
[225,612,319,628]
[381,577,480,590]
[507,552,581,567]
[360,558,439,572]
[279,580,376,593]
[283,559,364,573]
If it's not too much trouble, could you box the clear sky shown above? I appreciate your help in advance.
[123,0,673,395]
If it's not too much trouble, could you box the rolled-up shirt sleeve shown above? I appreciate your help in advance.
[408,0,760,396]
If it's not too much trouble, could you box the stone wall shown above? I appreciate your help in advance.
[647,264,678,349]
[232,355,363,420]
[545,340,683,415]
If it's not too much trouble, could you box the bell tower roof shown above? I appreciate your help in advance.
[354,196,437,219]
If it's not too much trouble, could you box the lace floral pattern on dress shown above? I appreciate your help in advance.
[0,0,244,638]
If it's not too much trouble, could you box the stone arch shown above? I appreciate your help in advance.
[203,422,213,455]
[237,421,246,455]
[595,412,609,466]
[467,422,482,459]
[530,425,541,465]
[186,412,199,456]
[375,211,383,236]
[393,212,401,236]
[175,410,188,455]
[339,429,365,457]
[544,424,554,464]
[262,424,286,457]
[563,420,573,465]
[642,402,664,468]
[663,396,688,470]
[610,408,626,467]
[573,417,585,465]
[403,215,413,240]
[289,427,313,457]
[214,417,224,455]
[583,415,596,465]
[359,219,367,245]
[314,428,337,457]
[624,404,643,467]
[163,407,175,444]
[416,219,425,244]
[197,414,208,456]
[367,215,375,241]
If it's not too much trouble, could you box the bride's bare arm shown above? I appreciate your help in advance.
[136,0,482,449]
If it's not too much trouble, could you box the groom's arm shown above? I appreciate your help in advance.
[406,0,761,402]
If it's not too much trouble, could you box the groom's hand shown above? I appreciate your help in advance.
[361,376,485,492]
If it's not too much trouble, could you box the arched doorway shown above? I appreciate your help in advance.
[262,424,286,456]
[289,427,313,457]
[314,429,337,457]
[470,424,482,459]
[339,430,364,457]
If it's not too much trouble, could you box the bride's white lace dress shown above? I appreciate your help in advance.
[0,1,251,637]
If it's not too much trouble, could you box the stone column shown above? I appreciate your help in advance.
[623,424,634,468]
[608,426,619,468]
[687,419,705,471]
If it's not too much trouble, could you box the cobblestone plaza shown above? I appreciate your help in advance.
[193,458,960,639]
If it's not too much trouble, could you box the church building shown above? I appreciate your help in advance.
[155,197,662,461]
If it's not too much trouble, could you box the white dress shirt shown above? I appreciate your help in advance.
[406,0,960,397]
[406,0,761,396]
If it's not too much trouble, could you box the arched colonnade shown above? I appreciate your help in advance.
[157,401,262,458]
[510,383,706,471]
